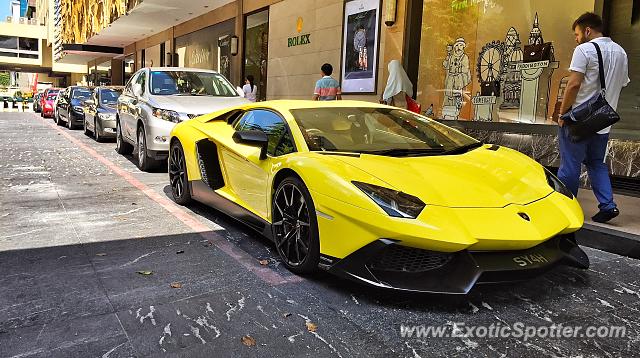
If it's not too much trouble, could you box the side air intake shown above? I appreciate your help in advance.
[196,140,224,190]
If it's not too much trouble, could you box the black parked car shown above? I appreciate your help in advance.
[55,86,92,129]
[82,86,123,142]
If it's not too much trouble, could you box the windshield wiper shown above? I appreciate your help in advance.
[442,142,484,155]
[362,148,445,157]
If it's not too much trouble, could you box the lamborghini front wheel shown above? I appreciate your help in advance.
[272,177,320,274]
[169,140,192,205]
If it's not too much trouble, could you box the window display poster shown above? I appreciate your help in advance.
[341,0,381,93]
[416,0,594,124]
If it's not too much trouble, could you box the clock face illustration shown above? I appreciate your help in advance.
[353,29,367,51]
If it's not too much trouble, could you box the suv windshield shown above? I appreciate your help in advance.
[149,71,237,97]
[100,89,121,104]
[290,107,480,156]
[71,88,92,100]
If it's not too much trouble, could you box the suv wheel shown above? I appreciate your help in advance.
[136,126,159,172]
[115,120,133,155]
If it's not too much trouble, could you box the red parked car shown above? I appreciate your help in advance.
[40,88,62,118]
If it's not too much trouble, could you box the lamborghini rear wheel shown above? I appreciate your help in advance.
[169,140,192,205]
[272,177,320,274]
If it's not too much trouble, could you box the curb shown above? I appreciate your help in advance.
[576,223,640,260]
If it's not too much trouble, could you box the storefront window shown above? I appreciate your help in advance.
[175,19,234,80]
[416,0,596,125]
[124,54,135,84]
[607,1,640,134]
[96,60,111,86]
[145,43,161,67]
[244,9,269,101]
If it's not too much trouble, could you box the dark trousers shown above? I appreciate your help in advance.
[557,126,616,211]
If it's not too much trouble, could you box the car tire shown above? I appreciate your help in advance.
[272,176,320,274]
[115,120,133,155]
[55,110,63,126]
[169,140,192,205]
[94,119,102,143]
[136,126,159,172]
[67,115,75,130]
[83,118,91,136]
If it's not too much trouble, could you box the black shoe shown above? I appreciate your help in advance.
[591,208,619,223]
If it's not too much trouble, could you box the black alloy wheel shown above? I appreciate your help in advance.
[115,120,133,155]
[272,177,320,273]
[169,140,192,205]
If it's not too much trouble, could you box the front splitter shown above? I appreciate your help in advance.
[325,234,589,294]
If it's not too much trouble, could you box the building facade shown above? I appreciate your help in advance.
[58,0,638,185]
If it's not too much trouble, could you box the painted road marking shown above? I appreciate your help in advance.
[36,115,302,285]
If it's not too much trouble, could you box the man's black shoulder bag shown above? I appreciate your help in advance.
[561,42,620,143]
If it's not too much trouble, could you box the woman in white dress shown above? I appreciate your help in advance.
[242,75,257,102]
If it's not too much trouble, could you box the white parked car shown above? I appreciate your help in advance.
[116,67,249,171]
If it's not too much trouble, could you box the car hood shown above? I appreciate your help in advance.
[330,146,554,208]
[100,104,118,113]
[149,95,250,115]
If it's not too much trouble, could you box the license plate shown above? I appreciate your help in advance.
[512,253,549,267]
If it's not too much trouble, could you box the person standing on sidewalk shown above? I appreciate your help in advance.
[558,12,630,223]
[242,75,257,102]
[313,63,341,101]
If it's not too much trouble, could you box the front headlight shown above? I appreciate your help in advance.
[152,108,182,123]
[73,106,84,113]
[352,181,426,219]
[545,168,574,199]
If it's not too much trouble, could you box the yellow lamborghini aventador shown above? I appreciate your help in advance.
[168,100,589,294]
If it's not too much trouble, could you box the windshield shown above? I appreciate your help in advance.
[100,89,121,104]
[290,107,479,155]
[71,88,92,100]
[149,71,238,97]
[46,94,57,100]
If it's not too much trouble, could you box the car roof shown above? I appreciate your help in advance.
[96,86,124,90]
[144,67,222,74]
[239,100,395,112]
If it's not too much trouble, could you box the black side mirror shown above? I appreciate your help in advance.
[232,130,268,159]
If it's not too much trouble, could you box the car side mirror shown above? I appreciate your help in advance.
[232,130,268,159]
[236,86,245,97]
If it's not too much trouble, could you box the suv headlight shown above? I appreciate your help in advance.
[545,168,574,199]
[73,106,84,113]
[152,108,182,123]
[352,181,425,219]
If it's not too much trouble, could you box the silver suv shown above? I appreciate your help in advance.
[116,67,249,171]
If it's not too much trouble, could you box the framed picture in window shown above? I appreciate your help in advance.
[340,0,382,94]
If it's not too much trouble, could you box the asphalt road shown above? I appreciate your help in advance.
[1,112,640,357]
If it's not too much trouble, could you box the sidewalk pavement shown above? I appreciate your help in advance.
[577,191,640,259]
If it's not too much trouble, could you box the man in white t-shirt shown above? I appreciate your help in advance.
[558,12,630,223]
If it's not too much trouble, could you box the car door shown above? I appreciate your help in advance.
[85,89,98,130]
[220,109,296,218]
[58,88,71,119]
[125,70,147,140]
[119,71,138,140]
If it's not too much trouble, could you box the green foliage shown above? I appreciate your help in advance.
[0,72,10,87]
